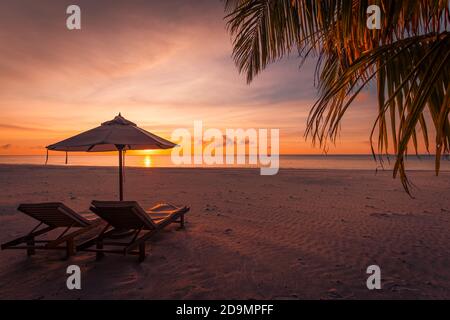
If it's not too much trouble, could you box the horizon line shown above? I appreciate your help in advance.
[1,153,449,157]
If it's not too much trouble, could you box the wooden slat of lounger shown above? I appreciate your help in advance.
[1,226,55,249]
[18,203,91,227]
[94,213,144,228]
[45,220,101,248]
[90,204,154,230]
[153,207,189,228]
[4,245,69,251]
[125,206,189,253]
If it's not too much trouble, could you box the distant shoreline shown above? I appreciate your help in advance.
[0,154,449,157]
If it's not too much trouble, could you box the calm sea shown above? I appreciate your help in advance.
[0,155,449,171]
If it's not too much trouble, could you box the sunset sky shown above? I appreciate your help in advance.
[0,0,385,155]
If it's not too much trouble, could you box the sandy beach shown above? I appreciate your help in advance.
[0,164,449,299]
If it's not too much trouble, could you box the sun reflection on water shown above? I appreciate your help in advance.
[143,155,152,168]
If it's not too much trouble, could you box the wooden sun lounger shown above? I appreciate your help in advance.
[78,201,190,262]
[1,203,101,258]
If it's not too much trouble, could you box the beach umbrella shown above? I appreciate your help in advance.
[46,113,176,201]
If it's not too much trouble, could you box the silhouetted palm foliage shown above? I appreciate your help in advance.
[225,0,450,193]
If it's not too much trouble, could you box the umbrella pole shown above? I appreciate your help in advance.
[118,146,124,201]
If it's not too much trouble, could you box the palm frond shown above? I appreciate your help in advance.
[225,0,450,194]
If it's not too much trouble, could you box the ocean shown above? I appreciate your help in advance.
[0,155,449,171]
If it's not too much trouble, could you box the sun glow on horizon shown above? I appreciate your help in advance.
[136,150,159,155]
[143,155,152,168]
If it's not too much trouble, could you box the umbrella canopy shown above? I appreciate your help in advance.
[47,113,176,152]
[47,113,176,200]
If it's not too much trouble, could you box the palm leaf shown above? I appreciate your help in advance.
[225,0,450,194]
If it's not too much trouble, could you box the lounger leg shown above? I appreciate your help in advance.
[65,239,75,259]
[138,242,146,262]
[26,238,35,256]
[96,240,105,260]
